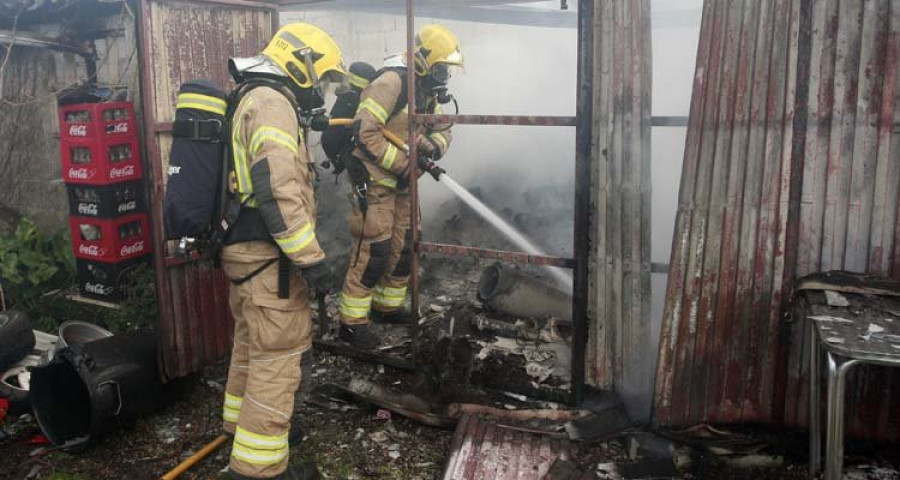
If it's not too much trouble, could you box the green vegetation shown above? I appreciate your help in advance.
[0,218,157,333]
[0,218,75,323]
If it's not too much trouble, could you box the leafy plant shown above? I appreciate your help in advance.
[0,218,75,314]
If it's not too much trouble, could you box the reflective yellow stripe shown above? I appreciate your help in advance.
[250,126,298,156]
[275,222,315,254]
[176,93,226,115]
[349,72,370,90]
[373,285,407,308]
[373,177,398,189]
[374,285,407,298]
[232,99,255,203]
[340,293,372,319]
[380,143,399,171]
[231,444,289,466]
[373,298,405,308]
[431,132,448,152]
[359,98,389,124]
[235,426,288,450]
[225,393,243,409]
[223,392,242,423]
[223,409,240,423]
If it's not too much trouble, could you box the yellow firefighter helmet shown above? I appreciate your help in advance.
[413,24,464,78]
[263,23,347,90]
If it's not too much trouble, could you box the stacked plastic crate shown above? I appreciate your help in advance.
[59,101,149,301]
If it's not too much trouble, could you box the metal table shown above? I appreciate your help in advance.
[808,293,900,480]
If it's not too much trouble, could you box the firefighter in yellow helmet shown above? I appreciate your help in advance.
[337,24,462,349]
[218,23,345,480]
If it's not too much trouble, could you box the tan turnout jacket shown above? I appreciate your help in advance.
[221,86,325,267]
[352,69,452,189]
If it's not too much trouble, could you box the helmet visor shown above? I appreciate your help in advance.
[428,63,463,84]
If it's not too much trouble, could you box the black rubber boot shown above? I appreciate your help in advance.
[229,463,320,480]
[276,462,321,480]
[370,307,414,325]
[338,323,381,350]
[288,423,304,447]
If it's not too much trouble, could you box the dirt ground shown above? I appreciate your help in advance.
[1,259,898,479]
[1,344,896,480]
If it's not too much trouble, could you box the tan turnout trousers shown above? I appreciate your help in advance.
[340,185,414,324]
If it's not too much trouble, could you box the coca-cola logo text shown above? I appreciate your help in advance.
[109,165,135,179]
[85,282,114,295]
[68,168,94,180]
[78,204,99,215]
[120,241,145,256]
[69,125,88,136]
[118,201,137,213]
[78,244,107,257]
[111,123,129,134]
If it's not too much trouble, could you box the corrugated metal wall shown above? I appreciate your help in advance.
[138,0,277,380]
[586,0,654,421]
[782,0,900,441]
[654,0,800,426]
[654,0,900,440]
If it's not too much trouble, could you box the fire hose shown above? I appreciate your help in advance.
[326,118,444,181]
[159,434,228,480]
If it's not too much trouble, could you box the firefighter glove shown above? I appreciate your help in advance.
[310,113,331,132]
[300,262,334,295]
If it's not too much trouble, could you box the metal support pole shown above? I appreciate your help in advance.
[824,353,859,480]
[809,321,821,476]
[570,0,594,406]
[406,0,420,323]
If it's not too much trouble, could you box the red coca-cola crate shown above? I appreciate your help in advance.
[69,213,150,262]
[61,136,143,185]
[59,101,136,140]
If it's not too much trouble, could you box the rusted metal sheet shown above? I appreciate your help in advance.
[585,0,654,420]
[414,114,577,127]
[137,0,276,380]
[655,0,900,440]
[442,415,573,480]
[655,0,801,428]
[780,0,900,441]
[420,242,576,268]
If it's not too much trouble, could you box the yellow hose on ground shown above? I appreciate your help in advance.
[159,434,229,480]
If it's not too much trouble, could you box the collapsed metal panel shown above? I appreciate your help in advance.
[781,0,900,441]
[441,415,573,480]
[137,0,277,380]
[654,0,800,426]
[585,0,654,419]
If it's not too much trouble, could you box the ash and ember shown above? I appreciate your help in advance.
[3,171,896,479]
[2,271,897,479]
